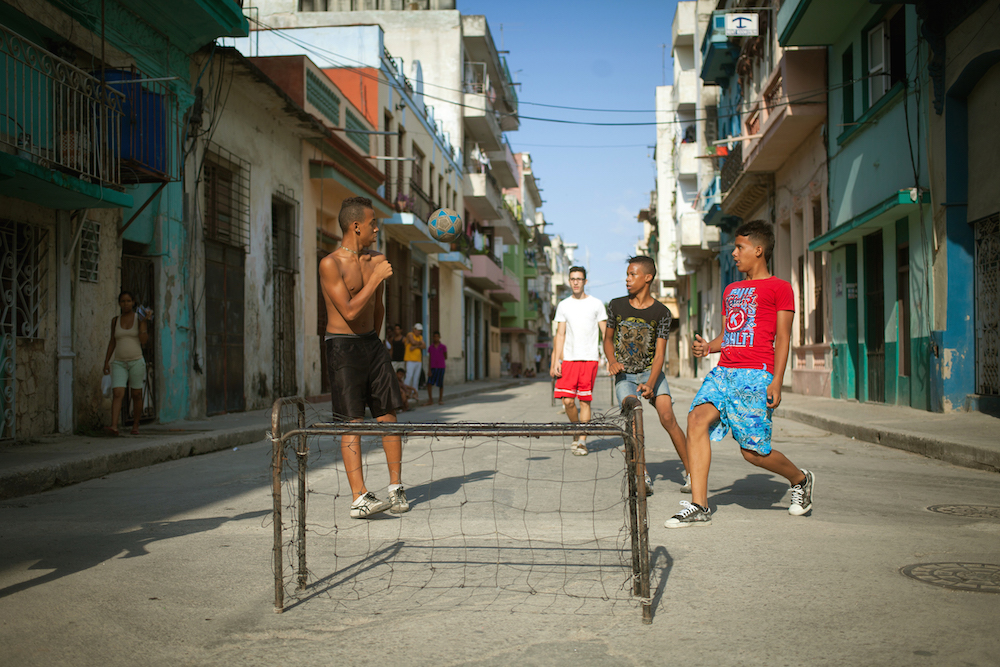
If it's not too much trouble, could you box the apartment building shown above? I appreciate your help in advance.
[244,0,522,382]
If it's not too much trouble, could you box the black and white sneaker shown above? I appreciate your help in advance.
[788,469,815,516]
[664,501,712,528]
[350,491,391,519]
[644,473,654,497]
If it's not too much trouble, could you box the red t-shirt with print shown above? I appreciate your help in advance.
[719,276,794,375]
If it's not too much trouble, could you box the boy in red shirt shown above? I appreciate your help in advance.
[665,221,814,528]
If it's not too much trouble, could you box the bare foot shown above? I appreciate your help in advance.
[130,426,140,435]
[438,399,444,405]
[104,426,119,437]
[424,400,434,406]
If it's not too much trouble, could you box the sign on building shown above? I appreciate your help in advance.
[725,13,759,36]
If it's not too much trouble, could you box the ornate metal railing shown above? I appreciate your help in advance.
[720,140,743,193]
[409,178,433,221]
[0,24,123,185]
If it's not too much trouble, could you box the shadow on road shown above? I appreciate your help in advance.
[0,509,270,600]
[406,469,497,505]
[710,473,789,510]
[649,545,673,621]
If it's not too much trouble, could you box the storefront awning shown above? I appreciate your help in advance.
[809,189,930,252]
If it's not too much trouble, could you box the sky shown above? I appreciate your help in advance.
[459,0,681,303]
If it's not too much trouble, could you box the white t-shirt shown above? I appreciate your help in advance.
[554,294,607,361]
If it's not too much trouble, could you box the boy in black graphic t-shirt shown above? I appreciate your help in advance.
[604,256,690,494]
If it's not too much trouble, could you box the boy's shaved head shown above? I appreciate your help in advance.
[627,255,657,280]
[735,220,775,263]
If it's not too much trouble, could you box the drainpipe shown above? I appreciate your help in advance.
[56,210,76,433]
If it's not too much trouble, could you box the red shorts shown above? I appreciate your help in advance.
[554,360,599,402]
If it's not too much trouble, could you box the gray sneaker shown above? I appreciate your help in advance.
[680,472,692,494]
[664,501,712,528]
[788,469,814,516]
[350,491,391,519]
[389,486,411,514]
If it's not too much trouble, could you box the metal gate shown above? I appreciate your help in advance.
[120,254,157,422]
[975,213,999,395]
[272,194,298,399]
[0,220,49,440]
[205,240,245,415]
[273,269,296,398]
[864,231,886,403]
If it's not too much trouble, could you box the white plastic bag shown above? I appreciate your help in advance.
[101,374,112,397]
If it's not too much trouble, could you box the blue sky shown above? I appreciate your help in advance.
[460,0,680,303]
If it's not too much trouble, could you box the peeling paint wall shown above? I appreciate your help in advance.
[188,54,307,414]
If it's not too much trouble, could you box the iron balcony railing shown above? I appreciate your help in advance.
[0,24,124,185]
[409,178,433,222]
[720,140,743,194]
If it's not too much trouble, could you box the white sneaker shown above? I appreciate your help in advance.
[350,491,391,519]
[788,469,814,516]
[388,486,411,514]
[680,473,691,494]
[664,501,712,528]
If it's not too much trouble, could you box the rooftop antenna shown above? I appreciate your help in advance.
[661,44,667,86]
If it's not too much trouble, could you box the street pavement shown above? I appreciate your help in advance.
[0,376,998,666]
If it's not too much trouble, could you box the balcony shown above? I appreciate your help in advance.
[490,267,521,303]
[701,11,740,84]
[678,211,703,249]
[382,212,448,254]
[463,171,503,220]
[672,1,696,47]
[462,86,503,153]
[675,141,698,177]
[778,0,868,47]
[0,25,134,209]
[462,17,519,129]
[742,50,827,173]
[437,250,472,271]
[464,252,504,291]
[408,178,434,222]
[672,69,697,109]
[488,138,519,189]
[482,199,519,245]
[720,140,771,219]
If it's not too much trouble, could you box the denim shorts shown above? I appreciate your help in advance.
[614,369,672,406]
[690,366,774,455]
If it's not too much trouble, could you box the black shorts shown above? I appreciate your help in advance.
[326,331,404,420]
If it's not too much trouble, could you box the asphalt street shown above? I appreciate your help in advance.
[1,378,998,666]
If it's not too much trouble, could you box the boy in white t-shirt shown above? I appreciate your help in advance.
[551,266,607,456]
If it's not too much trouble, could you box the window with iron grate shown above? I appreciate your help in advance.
[78,220,100,283]
[203,143,251,251]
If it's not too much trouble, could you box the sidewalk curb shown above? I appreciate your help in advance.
[0,425,268,500]
[0,379,529,500]
[772,406,1000,473]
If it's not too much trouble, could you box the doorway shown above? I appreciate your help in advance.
[863,230,885,403]
[205,240,245,415]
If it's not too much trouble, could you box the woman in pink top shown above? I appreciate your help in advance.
[425,331,447,405]
[102,291,152,435]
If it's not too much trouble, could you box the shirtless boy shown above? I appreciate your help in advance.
[319,196,409,518]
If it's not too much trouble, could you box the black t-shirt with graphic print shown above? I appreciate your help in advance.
[606,297,673,374]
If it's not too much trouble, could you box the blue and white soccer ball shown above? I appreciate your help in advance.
[427,207,464,244]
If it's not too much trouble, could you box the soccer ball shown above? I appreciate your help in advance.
[427,207,464,244]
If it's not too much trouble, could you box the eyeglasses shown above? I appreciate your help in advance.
[569,278,585,282]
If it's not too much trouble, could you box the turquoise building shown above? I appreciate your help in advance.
[780,0,933,409]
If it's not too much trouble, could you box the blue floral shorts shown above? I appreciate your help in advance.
[690,366,774,455]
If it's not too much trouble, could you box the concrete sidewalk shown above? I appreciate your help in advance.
[669,376,1000,473]
[0,376,530,500]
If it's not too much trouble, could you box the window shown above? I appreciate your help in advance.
[272,194,298,272]
[0,219,48,340]
[383,112,393,203]
[841,47,854,125]
[428,163,435,203]
[78,220,100,283]
[867,23,888,105]
[204,143,251,250]
[866,10,906,109]
[411,143,424,192]
[396,128,405,199]
[812,200,825,344]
